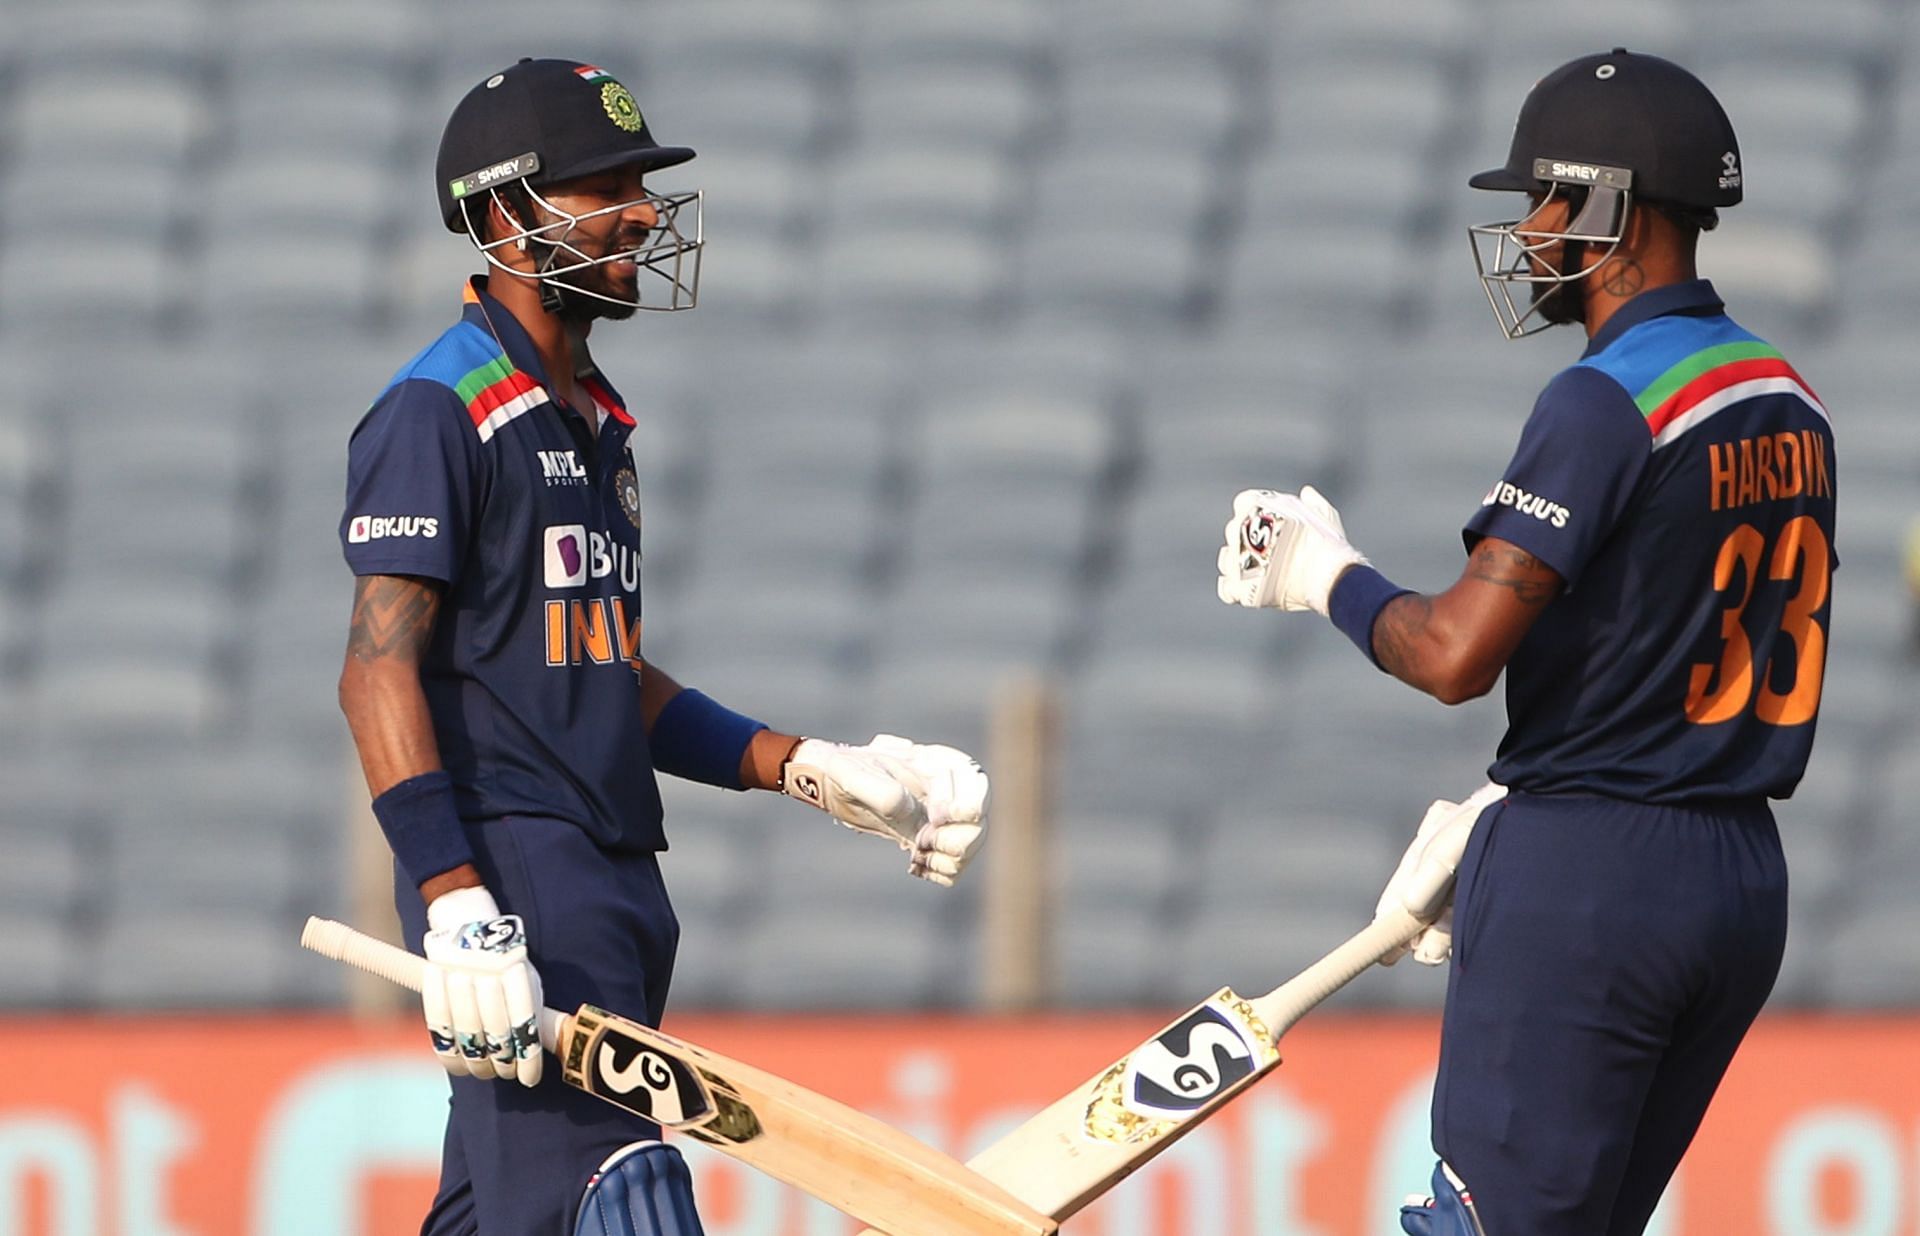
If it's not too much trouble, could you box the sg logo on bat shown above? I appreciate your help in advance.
[1122,999,1262,1118]
[568,1008,716,1128]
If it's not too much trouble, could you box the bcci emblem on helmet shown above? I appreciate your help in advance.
[602,82,643,133]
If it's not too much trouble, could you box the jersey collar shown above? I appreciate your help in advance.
[460,276,634,429]
[1582,278,1724,358]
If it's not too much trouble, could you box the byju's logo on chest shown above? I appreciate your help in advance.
[537,449,590,486]
[544,524,589,588]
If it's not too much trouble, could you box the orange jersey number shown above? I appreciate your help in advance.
[1686,516,1830,727]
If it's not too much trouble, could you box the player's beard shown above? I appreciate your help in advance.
[1530,240,1589,328]
[547,226,650,324]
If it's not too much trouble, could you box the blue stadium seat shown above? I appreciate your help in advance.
[87,908,303,1007]
[812,225,1001,329]
[852,0,1047,73]
[22,2,211,75]
[0,827,87,919]
[734,905,949,1008]
[0,916,78,1007]
[827,147,1018,235]
[1264,57,1455,154]
[0,240,179,338]
[1273,0,1472,65]
[637,0,841,80]
[9,70,208,164]
[1473,0,1690,68]
[1056,59,1247,158]
[1056,907,1173,1005]
[848,62,1039,153]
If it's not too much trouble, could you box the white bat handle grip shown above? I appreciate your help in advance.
[300,916,567,1053]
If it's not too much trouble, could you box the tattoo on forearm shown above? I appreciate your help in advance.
[1467,542,1560,607]
[347,575,439,661]
[1372,594,1434,680]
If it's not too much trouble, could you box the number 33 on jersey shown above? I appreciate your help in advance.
[1463,280,1835,803]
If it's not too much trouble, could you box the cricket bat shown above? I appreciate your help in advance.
[299,917,1056,1236]
[859,782,1507,1232]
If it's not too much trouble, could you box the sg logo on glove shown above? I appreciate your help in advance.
[1239,509,1281,568]
[461,916,527,954]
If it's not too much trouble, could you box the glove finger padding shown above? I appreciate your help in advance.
[1412,905,1455,966]
[886,737,988,825]
[910,822,984,886]
[421,963,465,1076]
[501,960,544,1087]
[1299,484,1347,536]
[474,969,518,1082]
[443,968,497,1080]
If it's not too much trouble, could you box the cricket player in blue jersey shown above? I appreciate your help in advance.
[337,59,989,1236]
[1217,51,1835,1235]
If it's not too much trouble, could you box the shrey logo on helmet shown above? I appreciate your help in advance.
[1719,151,1742,191]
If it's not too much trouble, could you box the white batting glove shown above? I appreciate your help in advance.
[421,886,544,1086]
[1375,783,1509,966]
[783,734,988,887]
[1216,485,1367,616]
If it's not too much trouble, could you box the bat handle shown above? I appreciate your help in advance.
[1250,910,1425,1034]
[300,916,567,1053]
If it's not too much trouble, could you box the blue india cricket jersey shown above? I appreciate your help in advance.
[341,278,665,849]
[1464,280,1836,801]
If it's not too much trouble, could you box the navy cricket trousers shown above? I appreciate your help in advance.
[396,815,683,1236]
[1432,791,1787,1236]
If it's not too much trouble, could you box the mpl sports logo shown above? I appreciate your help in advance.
[347,514,439,543]
[1120,999,1262,1121]
[1481,480,1571,529]
[537,449,589,487]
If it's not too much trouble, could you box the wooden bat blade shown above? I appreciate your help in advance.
[301,917,1057,1236]
[956,912,1426,1225]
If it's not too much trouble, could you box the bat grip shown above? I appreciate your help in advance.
[300,916,567,1053]
[1251,909,1425,1034]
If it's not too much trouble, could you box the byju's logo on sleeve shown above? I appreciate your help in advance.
[347,514,439,543]
[544,524,588,587]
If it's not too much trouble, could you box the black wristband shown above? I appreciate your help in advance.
[371,770,475,887]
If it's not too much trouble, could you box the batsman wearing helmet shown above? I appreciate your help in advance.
[337,59,989,1236]
[1217,51,1835,1235]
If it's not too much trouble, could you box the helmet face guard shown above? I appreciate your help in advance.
[459,180,703,312]
[1469,160,1633,339]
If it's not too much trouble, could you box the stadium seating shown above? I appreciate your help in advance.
[0,0,1910,1013]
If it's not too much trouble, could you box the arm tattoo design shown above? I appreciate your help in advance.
[1467,541,1561,607]
[346,575,440,662]
[1371,593,1435,681]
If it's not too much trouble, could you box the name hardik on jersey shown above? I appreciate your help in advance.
[341,277,666,849]
[1463,280,1836,803]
